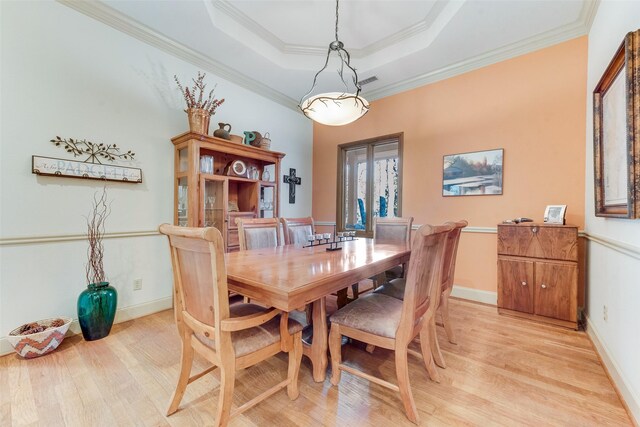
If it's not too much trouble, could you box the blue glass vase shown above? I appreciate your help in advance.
[77,282,117,341]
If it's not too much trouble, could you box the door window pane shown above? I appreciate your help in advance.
[373,142,399,219]
[343,147,367,230]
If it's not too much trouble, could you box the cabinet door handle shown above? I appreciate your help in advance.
[541,284,547,289]
[521,281,527,286]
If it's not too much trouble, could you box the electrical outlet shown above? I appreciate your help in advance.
[603,305,608,322]
[133,278,143,291]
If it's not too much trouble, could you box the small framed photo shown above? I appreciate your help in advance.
[544,205,567,224]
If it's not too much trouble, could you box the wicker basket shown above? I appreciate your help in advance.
[7,317,72,358]
[259,132,271,150]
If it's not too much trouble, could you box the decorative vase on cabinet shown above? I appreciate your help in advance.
[77,281,118,341]
[186,108,210,134]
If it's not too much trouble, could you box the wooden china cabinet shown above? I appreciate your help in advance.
[171,131,284,252]
[497,223,579,329]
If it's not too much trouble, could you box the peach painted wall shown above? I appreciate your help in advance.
[312,36,588,293]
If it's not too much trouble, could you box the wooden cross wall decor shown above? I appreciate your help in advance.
[283,168,302,204]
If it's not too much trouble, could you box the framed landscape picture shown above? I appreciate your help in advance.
[593,29,640,218]
[443,148,503,196]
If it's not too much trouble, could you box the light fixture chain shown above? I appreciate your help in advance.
[335,0,340,41]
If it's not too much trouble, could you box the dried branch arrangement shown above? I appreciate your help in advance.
[51,136,135,164]
[174,72,225,115]
[86,186,111,285]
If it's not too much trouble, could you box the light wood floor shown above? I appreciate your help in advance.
[1,298,633,426]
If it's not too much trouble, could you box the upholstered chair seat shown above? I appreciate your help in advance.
[373,278,406,301]
[330,294,404,338]
[196,304,303,357]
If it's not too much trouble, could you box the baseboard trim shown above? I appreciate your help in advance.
[585,315,640,426]
[0,296,173,357]
[450,285,497,306]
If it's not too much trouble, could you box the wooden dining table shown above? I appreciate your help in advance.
[225,238,411,382]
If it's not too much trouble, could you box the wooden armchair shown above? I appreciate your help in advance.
[159,224,302,427]
[281,216,315,245]
[373,220,467,368]
[329,223,453,424]
[236,217,282,250]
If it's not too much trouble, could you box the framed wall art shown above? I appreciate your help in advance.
[593,29,640,218]
[443,148,503,196]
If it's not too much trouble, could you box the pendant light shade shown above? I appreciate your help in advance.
[298,1,369,126]
[300,92,369,126]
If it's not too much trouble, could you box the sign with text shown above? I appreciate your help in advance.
[32,156,142,183]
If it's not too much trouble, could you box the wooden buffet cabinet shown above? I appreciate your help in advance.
[497,223,579,329]
[171,132,284,252]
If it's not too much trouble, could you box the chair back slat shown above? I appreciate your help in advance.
[236,218,281,250]
[160,224,229,333]
[398,223,453,339]
[441,220,468,292]
[373,217,414,244]
[281,217,315,245]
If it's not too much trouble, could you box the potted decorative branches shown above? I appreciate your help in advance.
[174,72,225,134]
[77,186,117,341]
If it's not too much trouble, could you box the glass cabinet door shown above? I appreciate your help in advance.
[177,176,188,226]
[201,176,226,229]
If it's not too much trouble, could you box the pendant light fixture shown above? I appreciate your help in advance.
[298,0,369,126]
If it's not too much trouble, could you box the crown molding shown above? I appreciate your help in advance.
[211,0,459,59]
[57,0,600,111]
[56,0,299,111]
[365,0,600,101]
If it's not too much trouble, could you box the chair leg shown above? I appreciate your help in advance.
[419,326,441,383]
[329,324,342,386]
[167,339,194,416]
[440,294,457,344]
[287,331,303,400]
[213,363,235,427]
[395,346,419,424]
[429,316,446,369]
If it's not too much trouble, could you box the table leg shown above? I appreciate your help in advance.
[302,297,328,382]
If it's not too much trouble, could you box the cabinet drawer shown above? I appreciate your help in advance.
[497,224,577,261]
[497,258,534,313]
[534,262,577,321]
[227,229,239,247]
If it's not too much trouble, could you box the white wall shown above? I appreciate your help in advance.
[584,1,640,422]
[0,1,312,349]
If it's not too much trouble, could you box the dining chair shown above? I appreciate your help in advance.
[373,220,467,368]
[329,223,453,424]
[281,216,315,245]
[373,216,414,284]
[159,224,303,427]
[236,217,282,250]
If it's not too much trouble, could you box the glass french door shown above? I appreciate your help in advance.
[338,135,402,236]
